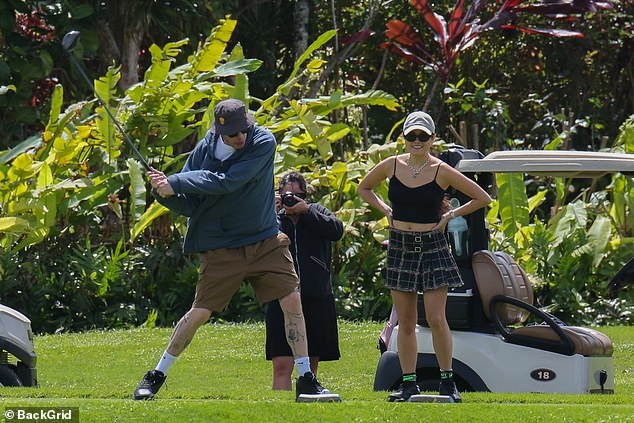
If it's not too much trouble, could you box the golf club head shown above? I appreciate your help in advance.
[62,31,81,52]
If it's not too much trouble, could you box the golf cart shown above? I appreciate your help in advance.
[374,149,634,395]
[0,304,38,387]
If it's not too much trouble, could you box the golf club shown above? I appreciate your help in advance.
[62,30,151,171]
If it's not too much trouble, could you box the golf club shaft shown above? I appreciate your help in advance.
[66,53,151,171]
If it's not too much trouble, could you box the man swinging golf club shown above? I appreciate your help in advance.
[133,98,340,402]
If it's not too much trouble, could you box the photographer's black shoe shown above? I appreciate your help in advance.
[387,381,420,402]
[439,378,462,403]
[134,370,166,400]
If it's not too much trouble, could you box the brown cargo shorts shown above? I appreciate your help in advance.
[193,232,299,312]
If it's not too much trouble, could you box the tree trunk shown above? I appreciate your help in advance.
[99,1,151,91]
[95,20,120,68]
[307,0,381,98]
[119,24,145,90]
[293,0,310,60]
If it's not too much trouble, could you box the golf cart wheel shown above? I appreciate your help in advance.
[0,364,23,387]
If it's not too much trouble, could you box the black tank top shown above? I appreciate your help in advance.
[388,156,445,224]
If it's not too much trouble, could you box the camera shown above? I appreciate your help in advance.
[281,192,300,207]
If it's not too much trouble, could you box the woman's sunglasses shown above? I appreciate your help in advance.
[404,132,433,143]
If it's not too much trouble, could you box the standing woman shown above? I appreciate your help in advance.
[358,111,491,402]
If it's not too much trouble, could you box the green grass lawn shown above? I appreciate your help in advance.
[1,322,633,422]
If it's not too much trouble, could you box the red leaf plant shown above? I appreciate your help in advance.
[382,0,614,111]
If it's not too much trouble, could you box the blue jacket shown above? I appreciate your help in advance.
[153,126,278,253]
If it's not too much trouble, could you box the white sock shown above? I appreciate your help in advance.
[294,357,311,376]
[155,351,177,375]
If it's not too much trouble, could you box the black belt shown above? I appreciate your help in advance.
[390,229,438,253]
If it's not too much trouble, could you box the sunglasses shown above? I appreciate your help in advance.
[227,128,250,138]
[404,132,433,143]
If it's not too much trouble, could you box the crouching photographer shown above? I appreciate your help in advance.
[267,172,344,390]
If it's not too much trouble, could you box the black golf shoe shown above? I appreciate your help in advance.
[439,378,462,403]
[387,381,420,402]
[133,370,166,400]
[296,372,342,402]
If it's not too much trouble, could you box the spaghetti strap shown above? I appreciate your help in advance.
[392,156,398,178]
[434,162,441,180]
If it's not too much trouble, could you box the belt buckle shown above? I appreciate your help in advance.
[414,235,423,253]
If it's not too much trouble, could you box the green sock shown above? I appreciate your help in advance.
[440,369,454,380]
[402,373,417,383]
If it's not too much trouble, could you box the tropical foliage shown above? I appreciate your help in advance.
[382,0,615,116]
[0,18,401,331]
[487,119,634,324]
[0,3,632,332]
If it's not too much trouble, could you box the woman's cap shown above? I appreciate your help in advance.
[403,111,435,136]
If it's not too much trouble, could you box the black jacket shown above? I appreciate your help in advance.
[278,203,344,300]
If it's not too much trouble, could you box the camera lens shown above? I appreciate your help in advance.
[282,192,299,207]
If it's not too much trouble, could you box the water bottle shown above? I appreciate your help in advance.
[447,198,468,259]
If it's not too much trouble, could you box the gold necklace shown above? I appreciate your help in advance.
[406,155,430,178]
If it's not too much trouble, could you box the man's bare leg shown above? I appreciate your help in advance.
[165,307,212,356]
[278,291,308,358]
[134,307,211,400]
[277,291,339,401]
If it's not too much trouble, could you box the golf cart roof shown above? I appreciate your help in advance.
[457,150,634,178]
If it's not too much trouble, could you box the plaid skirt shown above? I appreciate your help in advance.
[385,228,464,293]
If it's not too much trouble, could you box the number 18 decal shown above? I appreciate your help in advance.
[530,368,557,382]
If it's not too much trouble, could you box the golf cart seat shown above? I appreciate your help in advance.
[472,250,613,357]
